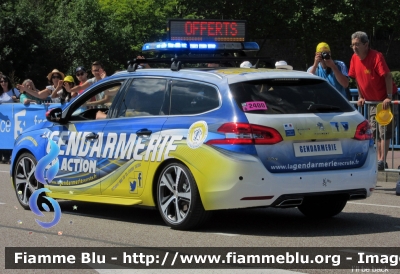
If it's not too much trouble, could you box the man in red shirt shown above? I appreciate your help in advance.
[348,31,398,170]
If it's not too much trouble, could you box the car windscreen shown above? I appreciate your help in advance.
[229,78,355,114]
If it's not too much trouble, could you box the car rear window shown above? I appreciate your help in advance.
[229,79,354,114]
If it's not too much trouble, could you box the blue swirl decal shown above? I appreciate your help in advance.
[35,139,60,185]
[29,188,62,229]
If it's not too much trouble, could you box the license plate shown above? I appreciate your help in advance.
[293,141,343,157]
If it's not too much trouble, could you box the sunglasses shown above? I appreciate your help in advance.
[76,72,85,76]
[0,79,8,83]
[52,75,61,79]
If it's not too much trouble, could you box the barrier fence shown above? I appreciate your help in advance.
[0,103,61,149]
[350,88,400,173]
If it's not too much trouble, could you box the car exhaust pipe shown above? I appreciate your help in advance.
[349,194,366,200]
[276,198,303,207]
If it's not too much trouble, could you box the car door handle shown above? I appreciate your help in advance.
[136,129,152,136]
[86,132,99,140]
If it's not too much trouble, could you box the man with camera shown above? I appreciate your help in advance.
[308,42,349,99]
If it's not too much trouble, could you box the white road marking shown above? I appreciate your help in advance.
[348,202,400,209]
[0,171,9,173]
[213,233,239,237]
[0,202,5,205]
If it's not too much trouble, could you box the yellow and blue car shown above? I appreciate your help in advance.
[10,43,376,230]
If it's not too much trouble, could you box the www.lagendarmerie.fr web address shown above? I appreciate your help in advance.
[270,160,360,170]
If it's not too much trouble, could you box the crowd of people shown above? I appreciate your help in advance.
[0,61,108,163]
[0,31,398,170]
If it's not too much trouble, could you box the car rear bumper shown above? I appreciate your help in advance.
[196,147,377,210]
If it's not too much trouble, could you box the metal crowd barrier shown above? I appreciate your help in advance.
[350,88,400,173]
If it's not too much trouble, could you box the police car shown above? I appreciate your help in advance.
[10,19,376,230]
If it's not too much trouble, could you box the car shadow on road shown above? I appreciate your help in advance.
[201,207,400,236]
[58,200,400,237]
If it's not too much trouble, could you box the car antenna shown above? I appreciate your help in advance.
[252,59,260,69]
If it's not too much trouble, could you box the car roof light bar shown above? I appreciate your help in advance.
[142,41,259,53]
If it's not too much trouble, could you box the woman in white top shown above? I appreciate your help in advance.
[0,75,20,103]
[17,69,64,102]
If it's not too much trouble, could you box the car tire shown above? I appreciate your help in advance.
[156,162,210,230]
[13,153,44,210]
[298,198,347,218]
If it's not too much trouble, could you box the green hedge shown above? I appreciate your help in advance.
[392,71,400,88]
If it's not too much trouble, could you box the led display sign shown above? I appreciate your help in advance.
[168,19,246,42]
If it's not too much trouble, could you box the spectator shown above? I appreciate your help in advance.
[0,74,17,163]
[308,42,349,98]
[65,61,109,106]
[52,76,77,104]
[75,66,88,94]
[66,61,106,93]
[137,56,150,69]
[240,61,253,68]
[19,79,42,105]
[17,69,64,102]
[348,31,398,171]
[0,75,20,103]
[207,63,220,68]
[275,60,293,70]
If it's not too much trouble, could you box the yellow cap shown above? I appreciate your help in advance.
[376,103,393,126]
[63,75,74,83]
[316,42,330,52]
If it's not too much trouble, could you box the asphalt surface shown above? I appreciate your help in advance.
[1,163,399,274]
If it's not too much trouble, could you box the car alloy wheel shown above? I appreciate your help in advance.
[13,153,41,209]
[157,162,210,230]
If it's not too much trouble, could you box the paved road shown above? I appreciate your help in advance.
[1,163,399,274]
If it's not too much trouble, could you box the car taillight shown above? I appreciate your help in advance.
[206,123,283,145]
[354,120,373,140]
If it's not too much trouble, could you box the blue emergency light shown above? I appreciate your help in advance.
[142,41,259,52]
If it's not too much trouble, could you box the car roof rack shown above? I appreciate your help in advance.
[127,55,271,72]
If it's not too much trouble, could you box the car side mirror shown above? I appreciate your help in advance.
[45,108,66,124]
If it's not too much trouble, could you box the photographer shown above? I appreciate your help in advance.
[307,42,349,99]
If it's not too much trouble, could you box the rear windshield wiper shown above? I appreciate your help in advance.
[307,104,341,112]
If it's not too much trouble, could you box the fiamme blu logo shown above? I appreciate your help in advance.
[31,139,62,229]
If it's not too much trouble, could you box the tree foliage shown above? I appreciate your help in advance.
[0,0,399,87]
